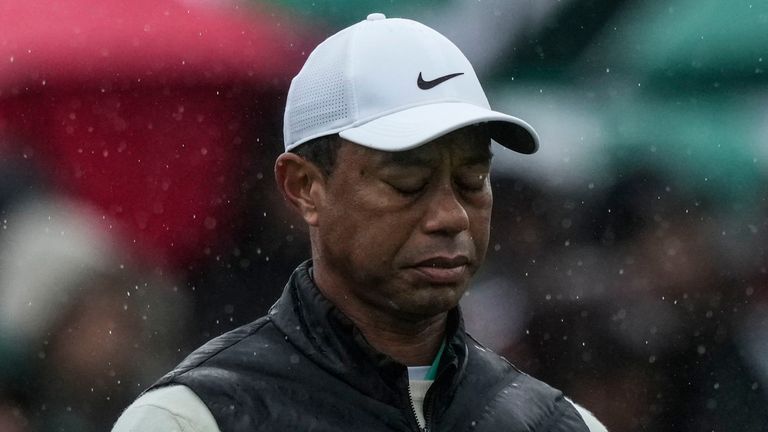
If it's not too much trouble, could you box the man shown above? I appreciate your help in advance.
[113,13,606,432]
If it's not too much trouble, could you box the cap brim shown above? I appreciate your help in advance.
[338,102,539,154]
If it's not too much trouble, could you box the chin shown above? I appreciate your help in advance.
[405,286,465,316]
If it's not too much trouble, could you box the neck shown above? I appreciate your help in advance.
[349,310,447,366]
[311,261,448,366]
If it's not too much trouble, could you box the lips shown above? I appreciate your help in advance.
[409,255,470,284]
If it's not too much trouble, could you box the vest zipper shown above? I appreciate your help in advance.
[423,393,434,432]
[422,353,454,432]
[406,384,426,432]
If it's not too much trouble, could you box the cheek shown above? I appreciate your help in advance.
[469,198,493,257]
[321,190,414,266]
[473,210,492,241]
[353,208,421,260]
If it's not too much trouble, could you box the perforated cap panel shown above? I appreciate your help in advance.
[284,27,357,150]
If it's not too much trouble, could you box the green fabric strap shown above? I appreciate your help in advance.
[424,340,446,381]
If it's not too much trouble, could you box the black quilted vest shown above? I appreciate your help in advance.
[149,261,589,432]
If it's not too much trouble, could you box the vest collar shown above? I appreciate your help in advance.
[268,260,467,406]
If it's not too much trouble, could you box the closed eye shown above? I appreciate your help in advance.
[456,173,488,192]
[387,181,427,195]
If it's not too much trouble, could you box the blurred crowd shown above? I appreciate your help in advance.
[0,1,766,431]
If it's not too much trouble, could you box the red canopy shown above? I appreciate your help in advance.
[0,0,318,268]
[0,0,313,88]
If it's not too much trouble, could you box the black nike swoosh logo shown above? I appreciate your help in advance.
[417,72,464,90]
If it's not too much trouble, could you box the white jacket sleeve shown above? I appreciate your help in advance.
[569,399,608,432]
[111,385,221,432]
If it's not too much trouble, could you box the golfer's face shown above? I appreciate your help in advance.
[315,127,493,319]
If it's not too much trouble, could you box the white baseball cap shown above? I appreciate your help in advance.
[283,13,538,154]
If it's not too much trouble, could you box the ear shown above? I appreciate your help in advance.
[274,153,325,227]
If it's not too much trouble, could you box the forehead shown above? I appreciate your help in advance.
[360,127,493,168]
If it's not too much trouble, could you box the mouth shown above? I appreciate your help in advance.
[409,255,471,285]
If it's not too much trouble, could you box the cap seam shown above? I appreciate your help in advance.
[346,21,360,125]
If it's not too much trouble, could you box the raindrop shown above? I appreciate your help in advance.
[204,217,217,230]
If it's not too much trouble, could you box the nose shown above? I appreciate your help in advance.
[421,184,470,235]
